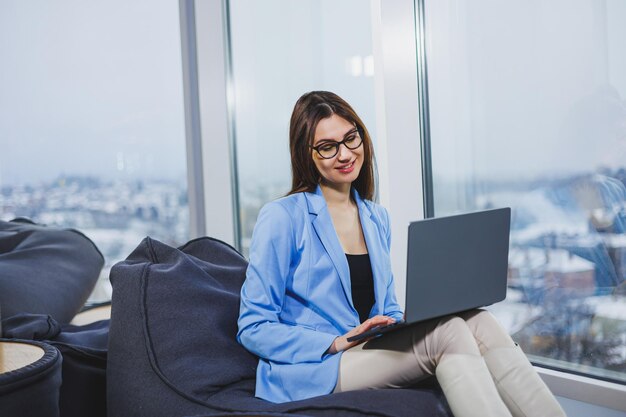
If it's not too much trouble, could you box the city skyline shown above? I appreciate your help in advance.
[1,172,623,383]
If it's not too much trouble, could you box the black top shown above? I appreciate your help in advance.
[345,253,375,323]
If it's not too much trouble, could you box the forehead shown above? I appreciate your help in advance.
[313,114,354,144]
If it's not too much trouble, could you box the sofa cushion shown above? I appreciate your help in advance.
[0,218,104,324]
[113,237,257,395]
[54,319,109,417]
[147,237,258,395]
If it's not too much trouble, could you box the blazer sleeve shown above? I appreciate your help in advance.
[380,206,404,322]
[237,202,337,364]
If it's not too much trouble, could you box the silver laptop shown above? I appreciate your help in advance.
[347,207,511,342]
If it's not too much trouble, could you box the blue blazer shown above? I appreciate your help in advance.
[237,186,404,403]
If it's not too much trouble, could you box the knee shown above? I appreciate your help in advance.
[434,316,479,355]
[437,315,469,333]
[466,309,499,328]
[468,309,505,333]
[464,309,515,351]
[436,316,475,341]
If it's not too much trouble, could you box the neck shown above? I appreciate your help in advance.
[320,183,353,207]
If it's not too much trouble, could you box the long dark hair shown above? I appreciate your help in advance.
[287,91,376,201]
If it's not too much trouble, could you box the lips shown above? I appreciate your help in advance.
[336,160,356,174]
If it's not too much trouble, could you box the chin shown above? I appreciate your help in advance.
[333,171,361,186]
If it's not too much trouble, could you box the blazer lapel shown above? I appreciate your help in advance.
[354,190,387,316]
[305,186,355,312]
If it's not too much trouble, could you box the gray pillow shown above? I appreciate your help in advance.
[0,218,104,324]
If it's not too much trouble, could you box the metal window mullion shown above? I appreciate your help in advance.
[415,0,434,218]
[179,0,206,239]
[180,0,236,247]
[221,0,241,251]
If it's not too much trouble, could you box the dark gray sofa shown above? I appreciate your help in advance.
[0,218,106,417]
[107,236,452,417]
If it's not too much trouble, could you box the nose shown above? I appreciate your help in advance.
[337,142,352,161]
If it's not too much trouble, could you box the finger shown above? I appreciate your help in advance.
[369,316,393,326]
[360,319,387,332]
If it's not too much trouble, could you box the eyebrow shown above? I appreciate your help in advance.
[315,127,359,145]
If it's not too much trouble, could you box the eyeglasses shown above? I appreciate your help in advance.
[310,128,363,159]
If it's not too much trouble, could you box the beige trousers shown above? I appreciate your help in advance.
[334,309,515,392]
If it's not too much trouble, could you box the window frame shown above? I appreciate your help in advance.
[398,0,626,410]
[179,0,238,245]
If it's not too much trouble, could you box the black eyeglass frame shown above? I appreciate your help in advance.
[309,127,364,159]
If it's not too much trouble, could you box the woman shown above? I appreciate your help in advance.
[237,91,566,417]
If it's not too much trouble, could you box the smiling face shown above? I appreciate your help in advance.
[288,91,375,200]
[311,114,364,192]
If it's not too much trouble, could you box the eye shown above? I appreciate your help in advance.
[318,143,336,153]
[344,135,357,144]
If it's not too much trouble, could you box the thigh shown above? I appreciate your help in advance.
[334,323,435,393]
[334,315,481,392]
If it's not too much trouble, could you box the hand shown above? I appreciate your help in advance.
[327,315,396,354]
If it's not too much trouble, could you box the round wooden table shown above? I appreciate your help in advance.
[0,340,45,374]
[0,339,62,417]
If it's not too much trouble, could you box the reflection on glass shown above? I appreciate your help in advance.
[228,0,378,256]
[0,0,189,302]
[425,0,626,382]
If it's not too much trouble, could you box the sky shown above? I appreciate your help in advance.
[1,0,625,189]
[426,0,626,182]
[0,0,187,185]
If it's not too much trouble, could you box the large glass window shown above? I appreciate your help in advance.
[0,0,189,302]
[424,0,626,382]
[227,0,380,255]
